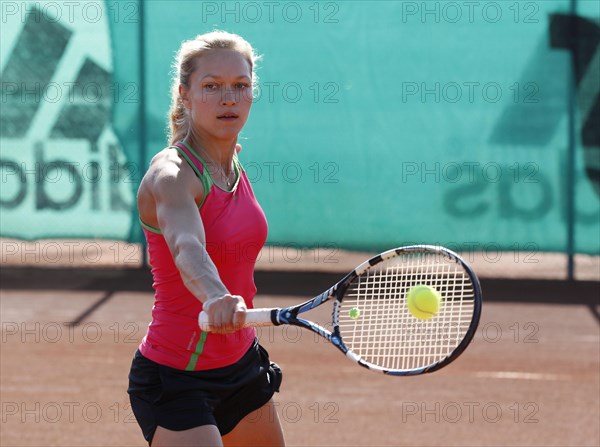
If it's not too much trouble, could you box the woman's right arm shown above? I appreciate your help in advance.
[139,150,247,332]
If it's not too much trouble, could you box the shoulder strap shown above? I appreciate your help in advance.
[232,151,244,174]
[172,142,214,193]
[140,218,162,234]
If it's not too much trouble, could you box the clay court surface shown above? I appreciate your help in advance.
[1,244,599,446]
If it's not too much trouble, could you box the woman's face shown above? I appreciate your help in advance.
[181,49,253,143]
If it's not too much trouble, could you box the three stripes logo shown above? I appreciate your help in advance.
[550,13,600,197]
[488,12,599,198]
[0,4,134,238]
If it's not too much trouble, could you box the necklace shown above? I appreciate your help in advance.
[183,140,235,188]
[200,150,234,188]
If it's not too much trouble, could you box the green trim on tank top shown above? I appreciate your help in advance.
[138,143,243,234]
[185,331,208,371]
[140,218,162,234]
[178,141,243,193]
[171,144,212,209]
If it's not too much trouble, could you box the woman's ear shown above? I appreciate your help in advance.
[179,84,190,110]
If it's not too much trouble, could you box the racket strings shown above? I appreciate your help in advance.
[336,252,475,371]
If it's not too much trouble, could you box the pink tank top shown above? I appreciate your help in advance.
[138,141,268,370]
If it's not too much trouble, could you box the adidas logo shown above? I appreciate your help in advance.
[1,4,135,239]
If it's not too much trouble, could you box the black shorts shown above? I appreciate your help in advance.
[127,340,282,444]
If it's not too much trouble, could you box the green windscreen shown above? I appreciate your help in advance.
[1,1,598,254]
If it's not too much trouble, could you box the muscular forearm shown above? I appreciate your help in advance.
[172,237,228,303]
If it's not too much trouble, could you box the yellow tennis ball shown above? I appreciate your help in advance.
[406,285,441,320]
[349,307,360,319]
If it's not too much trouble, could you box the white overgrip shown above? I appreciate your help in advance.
[198,308,278,332]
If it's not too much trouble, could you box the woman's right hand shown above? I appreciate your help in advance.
[201,294,247,333]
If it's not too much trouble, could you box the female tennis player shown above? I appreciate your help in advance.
[128,31,285,447]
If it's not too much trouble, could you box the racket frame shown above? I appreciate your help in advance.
[201,245,482,376]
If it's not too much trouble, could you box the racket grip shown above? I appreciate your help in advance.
[198,308,279,332]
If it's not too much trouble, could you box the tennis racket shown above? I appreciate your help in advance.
[199,245,482,376]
